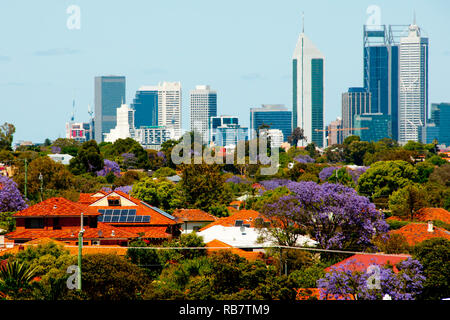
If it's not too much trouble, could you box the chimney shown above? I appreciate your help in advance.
[427,221,433,233]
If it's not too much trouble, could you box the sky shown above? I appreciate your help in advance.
[1,0,449,143]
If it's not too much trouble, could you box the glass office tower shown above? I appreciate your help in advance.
[94,76,126,142]
[341,87,371,139]
[353,113,392,142]
[250,104,292,142]
[190,85,217,143]
[131,87,159,129]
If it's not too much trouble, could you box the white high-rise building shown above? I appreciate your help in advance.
[190,85,217,143]
[157,81,182,139]
[260,129,284,148]
[398,21,428,144]
[104,104,135,143]
[292,28,325,147]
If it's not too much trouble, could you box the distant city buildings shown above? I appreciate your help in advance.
[260,129,284,148]
[250,104,292,142]
[156,81,182,139]
[209,115,248,147]
[190,85,217,143]
[134,126,173,150]
[104,104,135,143]
[341,87,372,139]
[131,87,159,128]
[292,29,325,147]
[353,113,392,142]
[66,122,94,143]
[325,117,343,146]
[398,21,428,144]
[428,102,450,146]
[94,76,126,143]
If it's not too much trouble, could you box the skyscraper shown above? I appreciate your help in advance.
[353,113,392,142]
[157,82,182,139]
[94,76,126,143]
[292,27,325,147]
[430,102,450,146]
[190,85,217,143]
[398,21,428,144]
[104,104,135,143]
[131,87,159,129]
[250,104,292,142]
[363,24,407,141]
[341,87,371,139]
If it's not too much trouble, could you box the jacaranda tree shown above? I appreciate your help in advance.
[0,175,27,212]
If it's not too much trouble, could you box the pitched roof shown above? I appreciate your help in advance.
[324,254,411,273]
[391,223,450,246]
[205,239,264,261]
[415,208,450,225]
[172,209,217,222]
[199,210,267,231]
[5,222,137,241]
[114,226,171,239]
[295,288,355,301]
[13,197,95,217]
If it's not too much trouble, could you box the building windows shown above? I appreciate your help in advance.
[25,218,44,229]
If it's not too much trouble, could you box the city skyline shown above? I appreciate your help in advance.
[1,1,450,143]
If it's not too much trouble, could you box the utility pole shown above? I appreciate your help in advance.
[78,211,84,291]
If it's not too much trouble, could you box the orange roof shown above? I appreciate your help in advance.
[199,210,267,231]
[114,226,171,239]
[78,191,108,204]
[415,208,450,225]
[205,239,264,261]
[14,197,95,217]
[324,254,411,273]
[295,288,355,300]
[391,223,450,246]
[5,222,137,241]
[229,201,243,206]
[172,209,217,222]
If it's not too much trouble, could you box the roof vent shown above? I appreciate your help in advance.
[98,230,103,237]
[111,230,115,237]
[53,205,57,209]
[427,221,433,233]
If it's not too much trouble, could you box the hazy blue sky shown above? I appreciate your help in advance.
[1,0,449,143]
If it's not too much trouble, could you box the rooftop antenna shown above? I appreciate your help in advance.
[413,9,416,25]
[70,98,75,122]
[88,104,93,120]
[302,11,305,33]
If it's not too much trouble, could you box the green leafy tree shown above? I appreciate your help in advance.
[388,184,427,220]
[357,160,419,207]
[179,163,232,213]
[413,238,450,300]
[327,167,355,187]
[131,178,184,213]
[81,254,149,300]
[0,123,15,151]
[126,239,162,279]
[69,140,104,175]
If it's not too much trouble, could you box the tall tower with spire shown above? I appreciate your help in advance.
[398,16,428,144]
[292,15,325,147]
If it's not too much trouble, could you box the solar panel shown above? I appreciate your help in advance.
[121,209,129,215]
[112,209,121,216]
[105,209,113,215]
[142,216,150,223]
[97,215,103,222]
[128,209,137,215]
[135,216,143,223]
[126,216,135,223]
[111,216,119,222]
[98,209,105,214]
[119,215,127,222]
[103,215,112,222]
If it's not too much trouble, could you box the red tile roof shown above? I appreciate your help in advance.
[13,197,95,217]
[205,239,264,261]
[172,209,217,222]
[5,222,137,241]
[114,226,171,239]
[295,288,355,300]
[415,208,450,225]
[324,254,411,273]
[198,210,268,231]
[391,223,450,246]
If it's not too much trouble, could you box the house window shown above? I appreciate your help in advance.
[108,199,120,206]
[25,218,44,229]
[53,217,61,230]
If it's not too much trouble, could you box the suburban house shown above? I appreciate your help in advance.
[5,197,137,246]
[172,209,217,234]
[205,239,264,261]
[197,209,317,249]
[390,221,450,246]
[324,253,411,273]
[387,207,450,224]
[79,190,181,242]
[5,190,181,246]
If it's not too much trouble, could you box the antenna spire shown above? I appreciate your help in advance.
[413,10,416,25]
[302,11,305,33]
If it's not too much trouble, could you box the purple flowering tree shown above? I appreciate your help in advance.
[114,185,132,194]
[317,258,426,300]
[319,166,340,181]
[96,159,121,177]
[347,166,369,184]
[259,179,291,191]
[260,181,389,250]
[121,152,137,169]
[51,146,61,154]
[0,175,28,212]
[225,175,251,184]
[294,154,315,163]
